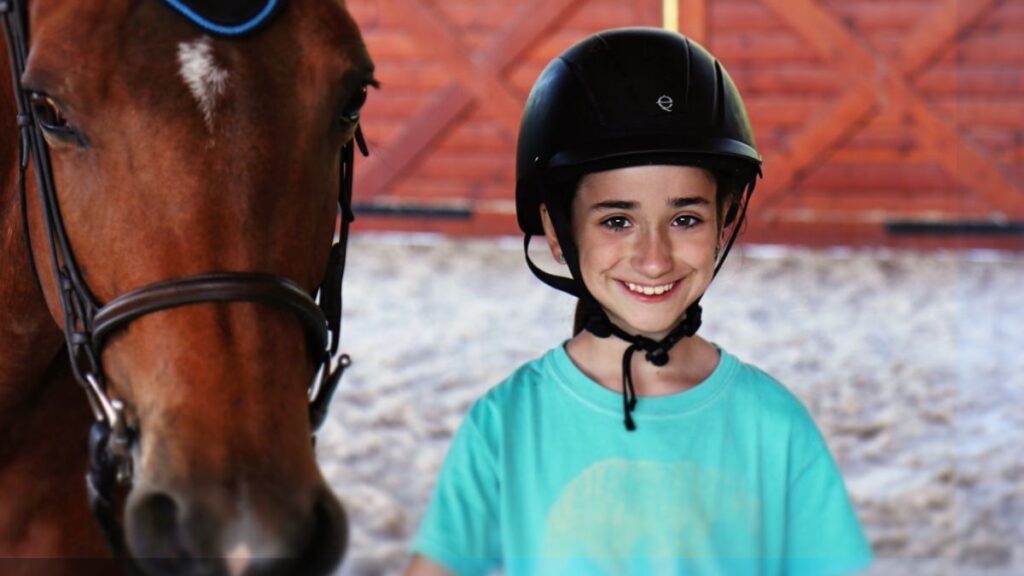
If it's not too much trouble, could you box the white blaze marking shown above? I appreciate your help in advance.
[225,541,253,576]
[177,37,229,131]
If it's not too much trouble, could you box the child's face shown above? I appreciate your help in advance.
[546,165,722,340]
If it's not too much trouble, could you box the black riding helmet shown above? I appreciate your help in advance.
[516,27,763,431]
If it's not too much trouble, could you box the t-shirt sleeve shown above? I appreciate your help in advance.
[784,447,873,575]
[411,411,501,575]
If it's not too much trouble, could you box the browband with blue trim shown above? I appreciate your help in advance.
[160,0,283,37]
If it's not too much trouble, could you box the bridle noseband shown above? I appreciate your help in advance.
[1,0,360,559]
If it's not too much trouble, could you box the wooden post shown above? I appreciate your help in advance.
[663,0,678,32]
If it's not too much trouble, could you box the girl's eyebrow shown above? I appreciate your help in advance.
[590,200,636,211]
[670,197,711,208]
[589,197,710,211]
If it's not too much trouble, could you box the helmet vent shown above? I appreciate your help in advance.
[713,59,725,128]
[682,37,692,110]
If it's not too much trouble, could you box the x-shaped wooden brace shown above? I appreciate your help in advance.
[756,0,1023,220]
[355,0,594,199]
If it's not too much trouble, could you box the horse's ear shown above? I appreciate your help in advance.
[161,0,285,35]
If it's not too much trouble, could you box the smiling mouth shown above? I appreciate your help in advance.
[624,281,676,296]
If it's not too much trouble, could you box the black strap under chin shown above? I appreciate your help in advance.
[581,300,703,431]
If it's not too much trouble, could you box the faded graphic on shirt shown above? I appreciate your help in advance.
[539,459,762,573]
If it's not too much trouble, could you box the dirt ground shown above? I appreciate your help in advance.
[316,233,1024,576]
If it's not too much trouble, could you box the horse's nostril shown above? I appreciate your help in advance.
[134,493,181,553]
[294,490,348,576]
[128,491,192,575]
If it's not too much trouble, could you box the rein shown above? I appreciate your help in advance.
[0,0,360,559]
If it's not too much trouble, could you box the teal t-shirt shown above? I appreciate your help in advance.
[412,345,872,575]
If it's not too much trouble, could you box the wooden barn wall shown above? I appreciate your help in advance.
[346,0,1024,249]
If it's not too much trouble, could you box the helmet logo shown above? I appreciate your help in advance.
[656,95,674,112]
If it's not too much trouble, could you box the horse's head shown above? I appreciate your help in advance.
[17,0,373,573]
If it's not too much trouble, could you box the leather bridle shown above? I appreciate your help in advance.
[1,0,359,557]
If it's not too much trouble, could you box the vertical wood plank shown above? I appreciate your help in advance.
[631,0,662,28]
[678,0,706,44]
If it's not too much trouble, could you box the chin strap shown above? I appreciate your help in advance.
[580,298,703,431]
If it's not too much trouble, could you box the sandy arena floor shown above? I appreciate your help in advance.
[315,233,1024,576]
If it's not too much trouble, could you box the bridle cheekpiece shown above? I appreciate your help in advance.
[1,0,361,558]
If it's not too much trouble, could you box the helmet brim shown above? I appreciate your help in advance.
[548,134,761,172]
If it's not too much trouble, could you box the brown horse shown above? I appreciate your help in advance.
[0,1,373,574]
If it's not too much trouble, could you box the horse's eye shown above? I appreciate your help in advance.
[338,85,368,126]
[30,93,70,131]
[28,93,87,146]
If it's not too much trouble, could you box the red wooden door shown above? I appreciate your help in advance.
[347,0,1024,249]
[346,0,661,234]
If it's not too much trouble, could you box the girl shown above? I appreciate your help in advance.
[406,28,872,575]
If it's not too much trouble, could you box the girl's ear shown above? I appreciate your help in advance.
[539,204,565,264]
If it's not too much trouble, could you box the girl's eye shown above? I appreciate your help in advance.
[673,215,702,228]
[601,216,631,231]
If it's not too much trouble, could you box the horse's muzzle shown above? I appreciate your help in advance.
[125,482,346,576]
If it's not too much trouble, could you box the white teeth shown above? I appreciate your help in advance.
[626,282,674,295]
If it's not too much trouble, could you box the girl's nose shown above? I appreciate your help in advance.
[631,229,673,278]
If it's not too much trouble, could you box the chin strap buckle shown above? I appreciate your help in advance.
[644,347,670,367]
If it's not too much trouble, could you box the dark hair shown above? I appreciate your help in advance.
[712,169,746,229]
